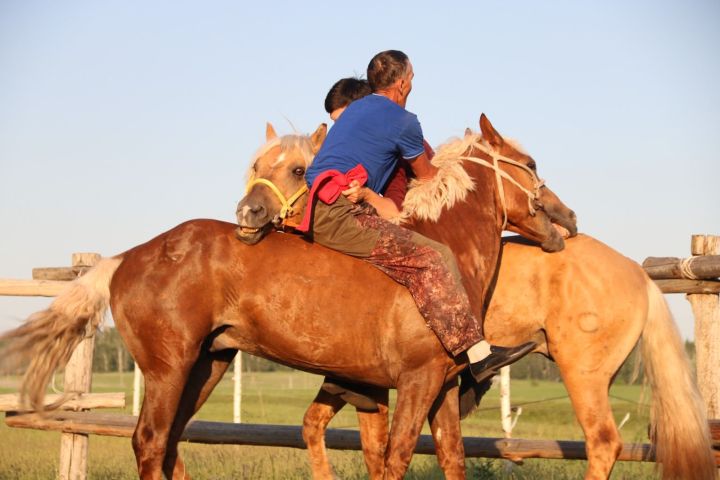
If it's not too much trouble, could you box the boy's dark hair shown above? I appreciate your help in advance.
[367,50,409,92]
[324,77,372,114]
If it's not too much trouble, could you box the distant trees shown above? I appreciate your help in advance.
[510,340,697,385]
[93,327,134,373]
[90,328,698,383]
[91,327,290,373]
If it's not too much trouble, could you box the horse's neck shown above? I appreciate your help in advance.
[409,165,501,316]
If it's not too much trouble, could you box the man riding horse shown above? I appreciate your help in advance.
[245,50,536,381]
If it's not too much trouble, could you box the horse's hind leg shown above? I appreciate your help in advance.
[384,368,446,479]
[356,388,389,480]
[428,379,465,480]
[555,348,625,480]
[302,387,348,479]
[132,349,200,480]
[303,382,389,480]
[162,348,237,479]
[563,371,621,479]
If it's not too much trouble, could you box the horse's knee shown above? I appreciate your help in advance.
[132,429,149,459]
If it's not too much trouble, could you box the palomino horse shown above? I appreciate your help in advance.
[0,115,568,480]
[302,236,717,480]
[238,120,716,480]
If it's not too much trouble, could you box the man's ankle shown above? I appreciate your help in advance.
[466,340,491,363]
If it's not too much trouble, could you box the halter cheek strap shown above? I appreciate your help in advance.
[245,177,308,221]
[460,146,545,230]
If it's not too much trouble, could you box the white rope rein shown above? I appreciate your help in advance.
[458,140,545,230]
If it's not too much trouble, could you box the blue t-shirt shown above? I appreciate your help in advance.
[306,94,425,193]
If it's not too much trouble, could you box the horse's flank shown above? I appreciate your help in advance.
[111,219,455,388]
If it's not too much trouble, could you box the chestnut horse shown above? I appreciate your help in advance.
[1,115,567,480]
[239,121,715,480]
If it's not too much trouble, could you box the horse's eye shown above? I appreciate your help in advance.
[528,161,537,170]
[293,167,305,177]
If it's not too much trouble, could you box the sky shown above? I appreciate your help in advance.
[0,1,718,340]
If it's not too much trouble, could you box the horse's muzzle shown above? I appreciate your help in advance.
[235,201,274,244]
[540,229,565,253]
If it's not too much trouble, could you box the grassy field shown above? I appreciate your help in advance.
[0,371,659,479]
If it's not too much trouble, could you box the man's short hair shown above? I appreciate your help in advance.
[324,77,372,114]
[367,50,409,92]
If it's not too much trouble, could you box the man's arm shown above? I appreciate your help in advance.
[407,152,438,180]
[342,181,401,219]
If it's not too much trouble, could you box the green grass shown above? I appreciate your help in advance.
[0,372,659,479]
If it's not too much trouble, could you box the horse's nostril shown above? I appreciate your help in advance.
[250,205,266,216]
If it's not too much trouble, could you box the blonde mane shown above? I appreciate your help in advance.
[245,131,501,224]
[400,134,493,223]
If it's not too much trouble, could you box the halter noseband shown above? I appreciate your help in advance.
[245,176,308,222]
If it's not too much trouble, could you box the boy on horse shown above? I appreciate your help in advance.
[323,76,425,220]
[301,50,535,381]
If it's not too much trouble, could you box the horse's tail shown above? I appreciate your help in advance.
[0,256,123,411]
[641,278,716,479]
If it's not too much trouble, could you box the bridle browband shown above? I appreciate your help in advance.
[459,139,545,230]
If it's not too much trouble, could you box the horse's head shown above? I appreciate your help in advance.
[476,113,577,252]
[235,123,327,244]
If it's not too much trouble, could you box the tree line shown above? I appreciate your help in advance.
[92,328,696,385]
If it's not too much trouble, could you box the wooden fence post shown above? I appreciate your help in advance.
[132,362,143,417]
[58,254,99,480]
[233,354,242,423]
[500,366,512,438]
[687,235,720,419]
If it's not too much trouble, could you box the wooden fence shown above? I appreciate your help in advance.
[1,234,719,478]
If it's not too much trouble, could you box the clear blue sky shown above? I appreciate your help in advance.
[1,1,718,339]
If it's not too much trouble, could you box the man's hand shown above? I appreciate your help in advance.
[342,180,365,203]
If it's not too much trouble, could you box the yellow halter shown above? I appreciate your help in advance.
[245,176,308,221]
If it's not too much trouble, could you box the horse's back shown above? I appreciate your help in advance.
[108,218,446,385]
[485,234,650,354]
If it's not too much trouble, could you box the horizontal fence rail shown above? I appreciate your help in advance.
[1,236,719,477]
[5,411,661,463]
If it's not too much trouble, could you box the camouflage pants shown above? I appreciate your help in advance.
[309,196,484,356]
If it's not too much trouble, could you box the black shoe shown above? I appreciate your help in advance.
[469,341,537,383]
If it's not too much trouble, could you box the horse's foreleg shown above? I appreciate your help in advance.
[384,369,446,480]
[302,388,348,479]
[428,379,465,480]
[357,388,390,480]
[132,349,200,480]
[162,348,237,479]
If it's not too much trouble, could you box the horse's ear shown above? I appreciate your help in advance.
[464,128,473,137]
[479,113,504,149]
[266,122,278,141]
[310,123,327,154]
